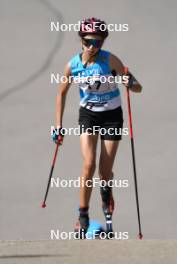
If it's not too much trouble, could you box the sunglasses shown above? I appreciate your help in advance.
[82,38,103,48]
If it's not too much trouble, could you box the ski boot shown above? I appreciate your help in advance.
[74,207,89,239]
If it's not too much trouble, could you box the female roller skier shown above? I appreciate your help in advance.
[52,18,142,238]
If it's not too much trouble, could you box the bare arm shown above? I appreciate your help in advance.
[109,53,142,93]
[56,62,72,127]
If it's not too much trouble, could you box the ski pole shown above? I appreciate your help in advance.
[41,141,60,208]
[124,67,143,239]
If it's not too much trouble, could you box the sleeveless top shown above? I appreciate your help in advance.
[69,49,121,112]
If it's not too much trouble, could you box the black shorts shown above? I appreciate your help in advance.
[78,106,124,140]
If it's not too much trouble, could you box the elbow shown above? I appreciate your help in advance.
[137,84,142,93]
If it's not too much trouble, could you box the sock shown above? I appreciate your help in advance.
[79,207,89,217]
[100,186,112,205]
[100,185,114,214]
[78,207,89,231]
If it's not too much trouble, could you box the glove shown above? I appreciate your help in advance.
[52,127,64,145]
[125,73,138,88]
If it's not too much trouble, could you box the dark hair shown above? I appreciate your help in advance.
[79,18,109,39]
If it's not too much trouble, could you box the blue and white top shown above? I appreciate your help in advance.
[69,50,121,112]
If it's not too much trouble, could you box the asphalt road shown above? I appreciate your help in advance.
[0,240,177,264]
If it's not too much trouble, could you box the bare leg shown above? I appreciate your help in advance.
[99,139,120,235]
[79,133,98,208]
[99,140,119,182]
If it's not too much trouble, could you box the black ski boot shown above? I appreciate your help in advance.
[74,207,89,239]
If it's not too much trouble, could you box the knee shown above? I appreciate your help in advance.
[83,160,96,176]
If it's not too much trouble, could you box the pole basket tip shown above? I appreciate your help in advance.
[138,233,143,240]
[41,202,46,208]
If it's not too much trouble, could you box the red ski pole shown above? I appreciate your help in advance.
[124,67,143,239]
[41,141,60,208]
